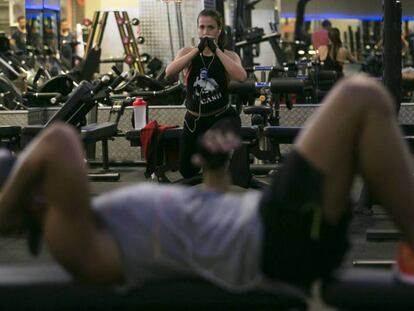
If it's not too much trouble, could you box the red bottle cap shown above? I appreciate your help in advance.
[133,98,147,106]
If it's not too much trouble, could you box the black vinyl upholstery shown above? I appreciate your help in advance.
[322,268,414,311]
[0,264,307,310]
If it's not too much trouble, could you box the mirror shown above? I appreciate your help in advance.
[224,0,414,104]
[0,0,87,111]
[280,0,414,102]
[10,0,26,33]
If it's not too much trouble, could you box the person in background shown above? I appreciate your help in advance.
[165,9,246,179]
[317,27,356,78]
[60,19,76,69]
[10,16,27,53]
[312,19,331,50]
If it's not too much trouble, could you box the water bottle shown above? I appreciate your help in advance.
[133,98,147,129]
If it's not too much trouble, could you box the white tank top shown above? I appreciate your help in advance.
[93,183,264,292]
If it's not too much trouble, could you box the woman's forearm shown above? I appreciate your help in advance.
[215,49,247,81]
[165,48,199,78]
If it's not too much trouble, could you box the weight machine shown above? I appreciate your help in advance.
[85,11,144,73]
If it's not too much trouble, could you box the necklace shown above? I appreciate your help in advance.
[199,53,215,80]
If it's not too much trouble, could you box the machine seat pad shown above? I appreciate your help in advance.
[21,125,44,136]
[322,268,414,310]
[81,122,117,142]
[0,126,21,138]
[0,264,308,310]
[263,126,302,144]
[240,126,259,141]
[243,106,273,116]
[126,126,258,146]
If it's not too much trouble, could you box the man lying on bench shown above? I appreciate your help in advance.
[0,75,414,293]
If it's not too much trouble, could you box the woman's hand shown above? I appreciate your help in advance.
[198,37,208,53]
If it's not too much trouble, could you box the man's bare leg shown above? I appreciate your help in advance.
[295,75,414,246]
[0,123,122,283]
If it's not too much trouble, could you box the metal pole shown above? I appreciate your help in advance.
[165,1,175,59]
[175,1,185,49]
[357,0,402,216]
[383,0,402,112]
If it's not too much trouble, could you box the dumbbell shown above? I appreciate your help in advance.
[0,149,42,257]
[121,36,144,44]
[140,53,151,64]
[117,17,140,26]
[124,54,136,65]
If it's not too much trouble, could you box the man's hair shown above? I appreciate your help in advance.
[322,19,332,29]
[17,16,25,22]
[197,9,226,50]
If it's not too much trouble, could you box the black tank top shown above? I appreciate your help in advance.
[185,54,228,113]
[322,46,344,78]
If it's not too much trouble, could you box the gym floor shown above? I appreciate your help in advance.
[0,164,399,310]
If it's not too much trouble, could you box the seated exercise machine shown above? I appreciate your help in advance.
[0,46,102,111]
[230,71,304,174]
[20,72,128,181]
[234,65,307,168]
[268,62,339,104]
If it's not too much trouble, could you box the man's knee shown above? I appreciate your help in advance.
[40,123,81,155]
[335,75,395,116]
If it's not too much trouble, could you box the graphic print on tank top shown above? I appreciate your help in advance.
[193,65,223,106]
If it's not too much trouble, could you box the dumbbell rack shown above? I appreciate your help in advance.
[85,11,144,74]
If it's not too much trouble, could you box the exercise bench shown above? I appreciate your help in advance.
[0,125,21,152]
[0,264,308,310]
[322,267,414,310]
[126,125,267,188]
[21,77,122,181]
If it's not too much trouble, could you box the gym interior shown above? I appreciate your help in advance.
[0,0,413,310]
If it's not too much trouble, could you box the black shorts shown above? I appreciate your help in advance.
[259,150,351,289]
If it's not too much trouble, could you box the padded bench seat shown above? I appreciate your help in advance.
[263,126,302,144]
[21,124,44,137]
[125,126,259,147]
[126,127,183,147]
[21,123,119,180]
[0,264,307,310]
[80,122,118,142]
[125,126,263,188]
[0,125,21,138]
[21,122,118,142]
[322,268,414,311]
[263,125,414,146]
[0,125,21,151]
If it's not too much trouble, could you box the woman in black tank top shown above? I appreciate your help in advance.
[165,9,247,179]
[317,28,355,79]
[322,46,344,78]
